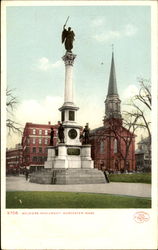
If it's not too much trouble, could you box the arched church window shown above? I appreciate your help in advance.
[100,141,104,153]
[114,102,118,111]
[114,138,118,153]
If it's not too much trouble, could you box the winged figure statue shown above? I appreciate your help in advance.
[62,25,75,52]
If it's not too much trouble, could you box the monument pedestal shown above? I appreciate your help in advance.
[44,144,94,169]
[30,144,107,184]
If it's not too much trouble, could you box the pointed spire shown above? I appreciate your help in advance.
[107,50,118,96]
[104,48,122,122]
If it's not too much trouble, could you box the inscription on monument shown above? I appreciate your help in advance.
[67,148,80,155]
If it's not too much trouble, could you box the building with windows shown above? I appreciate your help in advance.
[135,136,151,172]
[6,143,23,175]
[90,52,136,173]
[22,122,58,172]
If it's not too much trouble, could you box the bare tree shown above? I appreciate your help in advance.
[6,88,22,134]
[124,78,151,145]
[123,78,151,170]
[107,117,137,171]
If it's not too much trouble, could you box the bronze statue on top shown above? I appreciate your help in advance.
[62,17,75,52]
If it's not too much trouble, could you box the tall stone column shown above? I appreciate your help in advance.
[62,52,76,106]
[59,52,79,127]
[59,52,80,145]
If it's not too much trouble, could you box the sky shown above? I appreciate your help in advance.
[5,3,151,148]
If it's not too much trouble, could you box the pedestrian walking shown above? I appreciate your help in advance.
[25,170,29,181]
[104,171,110,183]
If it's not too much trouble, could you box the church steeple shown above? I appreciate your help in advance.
[107,51,118,96]
[104,50,122,121]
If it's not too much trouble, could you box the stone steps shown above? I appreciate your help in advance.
[30,168,107,185]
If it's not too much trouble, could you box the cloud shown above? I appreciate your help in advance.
[121,84,139,100]
[14,96,63,126]
[78,96,104,129]
[91,17,106,27]
[7,96,63,148]
[15,95,103,129]
[124,24,138,36]
[93,24,137,42]
[94,30,121,42]
[34,57,62,71]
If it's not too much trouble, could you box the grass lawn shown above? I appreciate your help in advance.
[6,191,151,209]
[109,173,151,184]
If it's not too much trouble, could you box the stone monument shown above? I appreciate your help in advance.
[30,23,106,184]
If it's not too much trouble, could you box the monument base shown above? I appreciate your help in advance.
[29,168,107,185]
[44,145,94,169]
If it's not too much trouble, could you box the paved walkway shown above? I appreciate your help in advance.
[6,176,151,198]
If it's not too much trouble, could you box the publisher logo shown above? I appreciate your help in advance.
[134,211,150,223]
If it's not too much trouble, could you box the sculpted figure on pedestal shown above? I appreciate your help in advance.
[50,127,54,146]
[62,26,75,52]
[83,123,90,144]
[58,123,65,143]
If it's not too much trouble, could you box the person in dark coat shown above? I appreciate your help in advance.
[25,169,29,181]
[103,170,110,183]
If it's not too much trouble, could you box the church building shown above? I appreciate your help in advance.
[90,52,136,173]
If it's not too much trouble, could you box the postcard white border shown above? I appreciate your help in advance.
[1,1,158,249]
